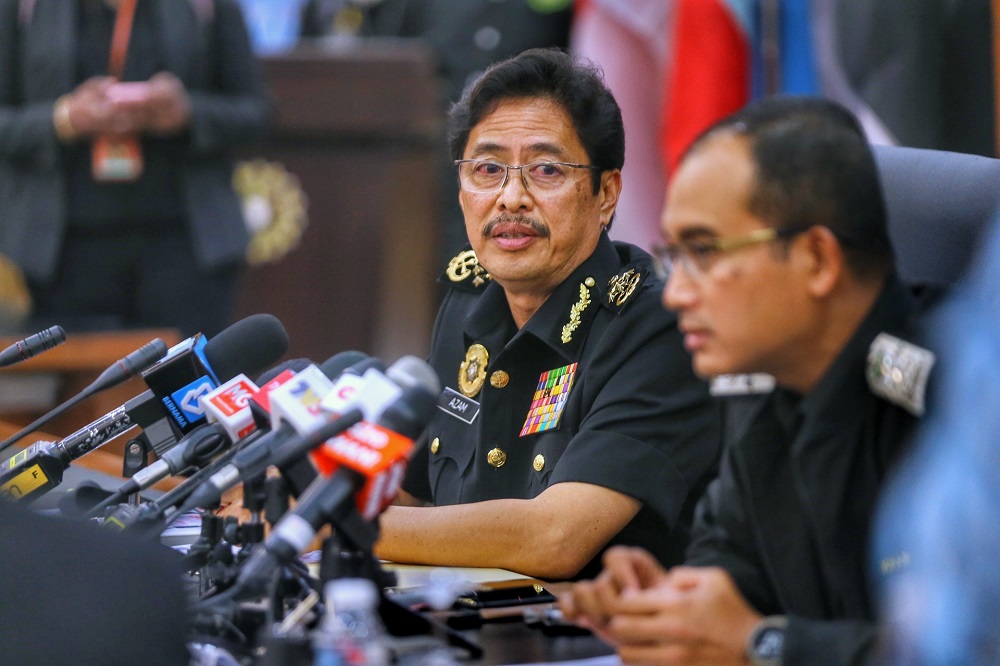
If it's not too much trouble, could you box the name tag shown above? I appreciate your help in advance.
[437,387,481,424]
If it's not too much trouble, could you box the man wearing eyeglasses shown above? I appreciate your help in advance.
[559,96,935,664]
[373,48,720,581]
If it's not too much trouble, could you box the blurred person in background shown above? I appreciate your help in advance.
[0,0,271,338]
[873,213,1000,665]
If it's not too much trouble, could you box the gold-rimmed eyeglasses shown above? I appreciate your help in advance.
[652,226,810,280]
[454,160,601,195]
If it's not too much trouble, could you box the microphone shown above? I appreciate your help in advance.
[0,337,168,455]
[134,353,367,526]
[168,353,371,519]
[141,313,288,441]
[224,356,440,598]
[101,357,318,509]
[0,316,289,503]
[0,325,66,368]
[89,422,235,516]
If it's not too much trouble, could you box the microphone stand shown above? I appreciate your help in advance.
[316,508,484,661]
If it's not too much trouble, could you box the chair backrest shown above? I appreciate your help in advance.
[873,144,1000,291]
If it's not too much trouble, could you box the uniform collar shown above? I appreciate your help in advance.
[796,273,916,437]
[463,232,642,361]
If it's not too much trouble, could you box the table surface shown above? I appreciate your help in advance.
[381,564,617,664]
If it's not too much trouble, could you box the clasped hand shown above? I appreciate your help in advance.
[63,72,191,137]
[558,546,762,666]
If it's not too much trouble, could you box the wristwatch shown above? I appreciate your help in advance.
[746,615,788,666]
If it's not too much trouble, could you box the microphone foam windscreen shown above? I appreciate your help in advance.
[387,355,442,396]
[319,350,370,379]
[204,313,289,380]
[255,358,312,385]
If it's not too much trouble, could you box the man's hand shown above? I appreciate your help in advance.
[559,546,670,636]
[561,553,763,666]
[105,73,191,135]
[138,72,191,134]
[61,76,134,138]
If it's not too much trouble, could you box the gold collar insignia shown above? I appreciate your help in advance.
[607,269,641,307]
[446,250,492,287]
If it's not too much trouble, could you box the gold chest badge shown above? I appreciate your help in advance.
[458,343,489,398]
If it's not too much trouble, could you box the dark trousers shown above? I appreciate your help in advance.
[28,226,242,339]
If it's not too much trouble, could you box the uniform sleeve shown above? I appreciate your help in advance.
[548,290,721,532]
[185,0,272,155]
[685,443,783,614]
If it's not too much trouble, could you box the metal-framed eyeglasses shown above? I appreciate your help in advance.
[652,226,810,280]
[454,159,601,195]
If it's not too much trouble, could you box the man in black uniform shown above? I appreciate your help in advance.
[374,48,720,581]
[560,97,935,664]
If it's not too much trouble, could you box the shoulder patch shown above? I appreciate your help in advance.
[710,374,776,396]
[605,267,648,312]
[440,249,492,291]
[867,332,936,416]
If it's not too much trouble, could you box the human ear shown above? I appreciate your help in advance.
[799,225,843,298]
[598,170,622,227]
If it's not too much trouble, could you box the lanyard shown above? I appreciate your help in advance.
[107,0,138,78]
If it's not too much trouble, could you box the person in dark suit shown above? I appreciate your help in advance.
[0,0,271,338]
[0,497,191,665]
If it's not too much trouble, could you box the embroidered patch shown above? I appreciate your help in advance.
[519,363,578,436]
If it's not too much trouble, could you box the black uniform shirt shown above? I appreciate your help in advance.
[403,233,721,578]
[686,274,923,665]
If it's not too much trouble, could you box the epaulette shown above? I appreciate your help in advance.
[439,249,492,293]
[866,332,936,416]
[710,374,776,396]
[603,266,649,314]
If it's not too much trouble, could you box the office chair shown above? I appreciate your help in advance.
[874,144,1000,292]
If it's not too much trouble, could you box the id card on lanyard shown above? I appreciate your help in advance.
[92,0,143,182]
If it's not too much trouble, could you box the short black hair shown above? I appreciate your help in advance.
[447,47,625,197]
[687,95,894,280]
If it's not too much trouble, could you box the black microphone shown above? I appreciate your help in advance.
[140,313,289,443]
[89,422,234,517]
[0,317,289,504]
[0,325,66,368]
[0,337,168,455]
[102,313,290,459]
